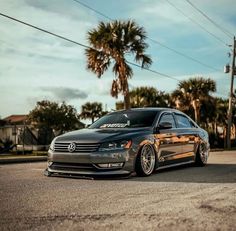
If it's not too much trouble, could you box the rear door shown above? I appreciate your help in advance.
[173,113,198,162]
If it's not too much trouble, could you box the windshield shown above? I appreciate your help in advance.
[90,111,159,129]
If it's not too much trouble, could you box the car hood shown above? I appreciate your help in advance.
[55,128,152,143]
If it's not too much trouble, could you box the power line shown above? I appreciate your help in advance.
[71,0,222,72]
[0,12,179,82]
[0,12,90,49]
[185,0,234,39]
[147,37,221,72]
[165,0,227,46]
[127,61,180,81]
[72,0,112,21]
[0,12,229,98]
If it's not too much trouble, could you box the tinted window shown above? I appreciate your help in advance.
[90,111,159,129]
[159,113,176,128]
[175,114,192,128]
[190,120,198,128]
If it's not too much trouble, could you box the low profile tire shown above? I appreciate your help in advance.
[135,144,156,177]
[195,142,209,167]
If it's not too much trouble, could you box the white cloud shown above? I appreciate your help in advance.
[0,0,235,118]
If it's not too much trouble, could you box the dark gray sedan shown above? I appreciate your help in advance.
[45,108,210,177]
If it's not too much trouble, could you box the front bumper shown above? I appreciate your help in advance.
[47,148,135,176]
[46,167,131,177]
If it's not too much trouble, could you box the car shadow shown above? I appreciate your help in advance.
[52,163,236,183]
[129,163,236,183]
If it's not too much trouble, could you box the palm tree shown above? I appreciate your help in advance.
[130,87,170,108]
[80,102,103,123]
[172,77,216,123]
[85,20,152,109]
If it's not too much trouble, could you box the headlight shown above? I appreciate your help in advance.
[49,138,56,152]
[47,161,53,167]
[99,140,132,152]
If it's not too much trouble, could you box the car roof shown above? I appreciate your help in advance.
[109,107,198,127]
[109,107,181,114]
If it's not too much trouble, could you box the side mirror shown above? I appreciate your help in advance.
[157,122,173,130]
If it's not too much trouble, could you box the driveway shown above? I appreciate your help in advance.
[0,151,236,230]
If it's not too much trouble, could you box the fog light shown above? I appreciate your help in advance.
[97,163,124,168]
[110,163,123,167]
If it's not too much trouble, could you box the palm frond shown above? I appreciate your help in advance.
[110,79,120,98]
[85,48,110,78]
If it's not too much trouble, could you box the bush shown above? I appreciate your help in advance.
[0,138,14,153]
[208,132,224,148]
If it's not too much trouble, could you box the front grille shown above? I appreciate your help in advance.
[50,162,95,171]
[54,142,100,153]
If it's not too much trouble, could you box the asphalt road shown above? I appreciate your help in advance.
[0,151,236,231]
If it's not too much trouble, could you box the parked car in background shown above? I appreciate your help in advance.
[45,108,210,177]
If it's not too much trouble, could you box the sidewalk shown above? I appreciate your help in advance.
[0,154,47,164]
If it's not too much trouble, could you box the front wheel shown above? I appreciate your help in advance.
[135,144,156,177]
[195,142,209,166]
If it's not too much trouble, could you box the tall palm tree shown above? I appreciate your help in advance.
[80,102,103,123]
[172,77,216,123]
[85,20,152,109]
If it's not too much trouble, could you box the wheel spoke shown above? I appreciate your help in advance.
[140,145,155,175]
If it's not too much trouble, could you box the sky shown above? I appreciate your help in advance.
[0,0,235,118]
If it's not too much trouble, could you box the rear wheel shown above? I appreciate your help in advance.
[135,144,156,177]
[195,142,209,166]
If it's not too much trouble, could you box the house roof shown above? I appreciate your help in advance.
[3,115,28,124]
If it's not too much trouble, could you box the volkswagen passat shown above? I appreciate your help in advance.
[45,108,210,177]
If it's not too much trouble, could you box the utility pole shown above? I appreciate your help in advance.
[226,36,236,149]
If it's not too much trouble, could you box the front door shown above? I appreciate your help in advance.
[154,113,182,167]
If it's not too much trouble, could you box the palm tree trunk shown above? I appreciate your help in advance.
[124,94,130,109]
[192,99,200,123]
[124,80,130,109]
[194,109,199,123]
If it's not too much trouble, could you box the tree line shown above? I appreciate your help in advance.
[27,75,235,148]
[25,20,236,148]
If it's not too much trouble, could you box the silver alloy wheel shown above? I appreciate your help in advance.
[140,144,156,175]
[199,143,208,163]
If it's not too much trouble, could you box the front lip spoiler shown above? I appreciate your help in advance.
[45,167,131,178]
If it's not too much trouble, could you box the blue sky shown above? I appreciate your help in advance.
[0,0,235,118]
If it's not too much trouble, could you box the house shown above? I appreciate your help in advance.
[0,114,85,152]
[0,115,38,152]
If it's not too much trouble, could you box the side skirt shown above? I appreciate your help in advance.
[156,160,195,171]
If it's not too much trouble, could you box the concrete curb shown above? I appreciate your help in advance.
[0,156,47,164]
